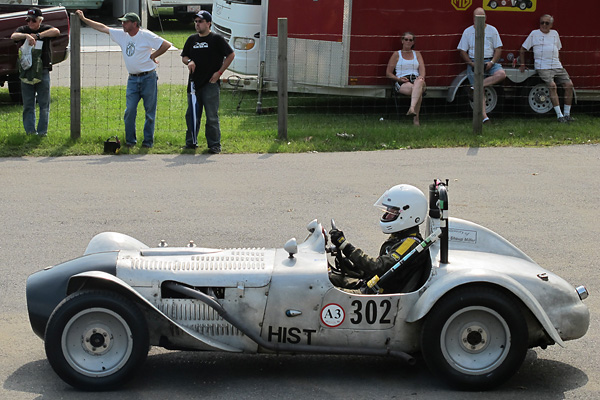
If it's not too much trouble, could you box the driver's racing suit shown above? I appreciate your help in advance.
[330,226,431,293]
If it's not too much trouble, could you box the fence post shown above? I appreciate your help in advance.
[277,18,288,141]
[70,13,81,140]
[472,14,485,134]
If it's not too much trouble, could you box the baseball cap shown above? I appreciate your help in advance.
[195,10,212,22]
[26,7,42,20]
[118,12,141,23]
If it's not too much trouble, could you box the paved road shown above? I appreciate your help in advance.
[1,146,599,399]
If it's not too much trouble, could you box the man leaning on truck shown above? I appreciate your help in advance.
[11,7,60,137]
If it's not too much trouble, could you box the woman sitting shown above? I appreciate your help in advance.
[386,32,426,126]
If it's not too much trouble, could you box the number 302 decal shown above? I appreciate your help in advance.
[350,299,392,325]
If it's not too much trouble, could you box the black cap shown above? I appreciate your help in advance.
[26,7,42,20]
[195,10,212,23]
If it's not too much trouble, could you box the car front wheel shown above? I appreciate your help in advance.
[421,286,528,390]
[44,290,149,390]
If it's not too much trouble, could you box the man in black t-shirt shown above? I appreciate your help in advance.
[181,11,235,153]
[11,8,60,136]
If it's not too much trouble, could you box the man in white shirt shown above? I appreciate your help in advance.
[520,14,574,123]
[458,7,506,124]
[76,11,171,147]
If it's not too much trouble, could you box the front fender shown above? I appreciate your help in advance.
[405,268,565,347]
[68,271,243,353]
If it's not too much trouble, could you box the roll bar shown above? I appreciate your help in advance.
[429,179,449,264]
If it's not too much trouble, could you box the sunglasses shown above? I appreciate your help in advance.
[194,19,206,23]
[403,38,414,42]
[540,21,551,25]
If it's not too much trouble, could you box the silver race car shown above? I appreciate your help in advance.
[26,180,589,391]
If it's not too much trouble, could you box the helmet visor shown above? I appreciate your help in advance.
[381,206,401,222]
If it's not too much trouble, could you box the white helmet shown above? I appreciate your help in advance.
[374,184,427,234]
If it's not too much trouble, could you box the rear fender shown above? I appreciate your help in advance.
[67,271,242,352]
[406,269,565,347]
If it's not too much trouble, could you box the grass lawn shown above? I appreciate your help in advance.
[1,83,599,157]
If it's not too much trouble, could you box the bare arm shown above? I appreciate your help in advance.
[519,46,527,72]
[209,52,235,83]
[11,27,60,45]
[386,51,399,81]
[459,49,473,67]
[150,40,171,63]
[75,10,109,34]
[486,47,502,70]
[416,51,426,79]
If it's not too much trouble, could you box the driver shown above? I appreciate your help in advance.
[329,184,431,294]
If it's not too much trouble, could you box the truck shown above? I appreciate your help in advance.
[0,5,70,102]
[217,0,600,115]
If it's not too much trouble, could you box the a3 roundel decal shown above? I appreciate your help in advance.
[320,303,345,327]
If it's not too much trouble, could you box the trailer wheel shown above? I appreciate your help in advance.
[44,290,149,391]
[467,86,500,114]
[421,286,528,390]
[522,79,553,114]
[8,74,22,103]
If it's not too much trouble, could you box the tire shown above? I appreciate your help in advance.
[44,290,149,391]
[467,86,500,114]
[519,2,527,10]
[8,74,22,103]
[421,286,528,390]
[522,79,553,114]
[489,1,498,9]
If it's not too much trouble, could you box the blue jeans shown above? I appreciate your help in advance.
[21,69,50,135]
[185,82,221,148]
[124,71,157,147]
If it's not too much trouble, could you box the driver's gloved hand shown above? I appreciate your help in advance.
[330,229,355,257]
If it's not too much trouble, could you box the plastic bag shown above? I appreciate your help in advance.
[19,41,43,85]
[19,41,33,70]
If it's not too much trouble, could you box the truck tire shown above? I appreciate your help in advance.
[8,75,22,103]
[420,286,528,390]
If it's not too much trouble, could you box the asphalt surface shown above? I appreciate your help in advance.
[1,146,599,399]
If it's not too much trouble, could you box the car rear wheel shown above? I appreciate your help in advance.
[421,286,528,390]
[44,290,149,390]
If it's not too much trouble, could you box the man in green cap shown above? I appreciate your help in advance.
[76,10,171,148]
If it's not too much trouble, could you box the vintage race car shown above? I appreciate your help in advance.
[26,181,590,391]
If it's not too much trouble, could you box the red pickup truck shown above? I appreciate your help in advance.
[0,5,70,102]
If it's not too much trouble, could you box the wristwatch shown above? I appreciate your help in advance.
[36,33,41,40]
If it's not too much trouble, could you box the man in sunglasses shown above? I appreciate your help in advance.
[520,15,574,123]
[11,7,60,136]
[181,11,235,154]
